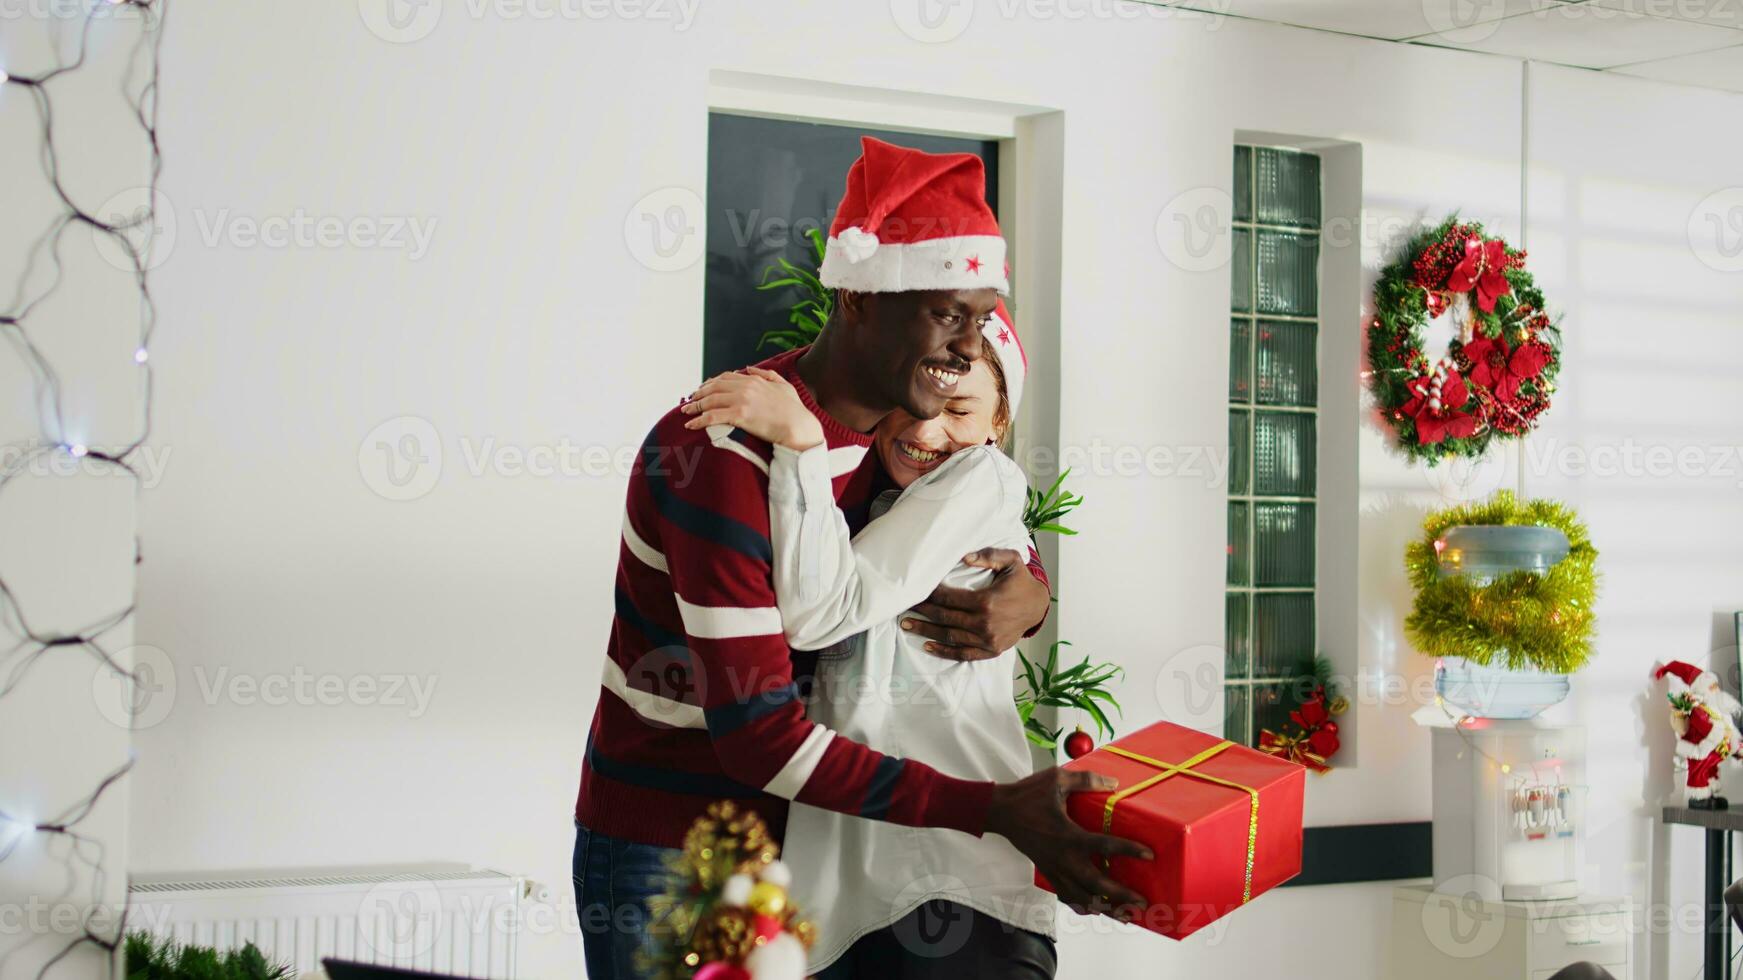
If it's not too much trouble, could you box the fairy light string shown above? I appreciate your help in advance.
[0,1,167,976]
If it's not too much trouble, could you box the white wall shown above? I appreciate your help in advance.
[135,3,1743,978]
[1523,63,1743,980]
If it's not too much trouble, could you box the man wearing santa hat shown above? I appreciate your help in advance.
[1655,660,1743,807]
[571,137,1151,978]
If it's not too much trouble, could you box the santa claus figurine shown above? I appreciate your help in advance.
[1656,660,1743,808]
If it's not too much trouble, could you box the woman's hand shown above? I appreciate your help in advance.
[681,366,824,451]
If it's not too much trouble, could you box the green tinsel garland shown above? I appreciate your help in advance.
[1404,491,1599,673]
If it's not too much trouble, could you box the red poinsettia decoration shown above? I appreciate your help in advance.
[1260,686,1344,774]
[1445,236,1514,313]
[1399,369,1480,445]
[1462,331,1551,404]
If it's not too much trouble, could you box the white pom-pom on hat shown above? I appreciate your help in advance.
[720,873,754,907]
[744,932,806,980]
[759,860,792,889]
[834,226,880,264]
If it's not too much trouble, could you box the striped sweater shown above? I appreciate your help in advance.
[577,347,1032,849]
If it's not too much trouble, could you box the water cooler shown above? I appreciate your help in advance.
[1392,719,1629,979]
[1431,720,1586,901]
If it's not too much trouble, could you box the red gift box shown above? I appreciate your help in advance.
[1037,721,1305,939]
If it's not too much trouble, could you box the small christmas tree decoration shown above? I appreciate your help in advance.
[643,802,817,980]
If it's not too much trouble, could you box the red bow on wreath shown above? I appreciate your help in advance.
[1446,237,1513,313]
[1399,369,1479,445]
[1461,331,1551,405]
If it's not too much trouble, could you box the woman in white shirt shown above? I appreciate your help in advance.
[682,328,1056,978]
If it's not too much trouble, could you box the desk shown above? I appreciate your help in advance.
[1664,806,1743,980]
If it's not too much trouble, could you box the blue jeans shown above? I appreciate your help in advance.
[572,822,679,979]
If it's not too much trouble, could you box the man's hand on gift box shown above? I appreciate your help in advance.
[988,767,1153,920]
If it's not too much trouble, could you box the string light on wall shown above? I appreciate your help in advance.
[0,0,167,975]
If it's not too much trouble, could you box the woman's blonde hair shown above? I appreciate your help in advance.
[979,335,1012,449]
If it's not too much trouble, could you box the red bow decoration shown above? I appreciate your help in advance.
[1399,369,1479,445]
[1461,331,1551,405]
[1260,687,1343,774]
[1259,729,1332,773]
[1445,236,1513,313]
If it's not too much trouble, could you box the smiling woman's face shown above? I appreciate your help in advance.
[873,353,1002,489]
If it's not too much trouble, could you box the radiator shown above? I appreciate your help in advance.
[127,865,526,978]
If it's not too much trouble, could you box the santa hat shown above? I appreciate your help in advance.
[983,298,1026,419]
[1656,660,1709,692]
[819,137,1009,295]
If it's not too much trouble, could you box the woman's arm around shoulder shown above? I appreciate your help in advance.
[771,444,1025,651]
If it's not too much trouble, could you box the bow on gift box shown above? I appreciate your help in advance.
[1259,687,1346,774]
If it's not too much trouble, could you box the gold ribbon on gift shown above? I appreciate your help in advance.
[1099,741,1261,904]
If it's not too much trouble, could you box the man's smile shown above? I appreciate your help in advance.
[920,359,968,399]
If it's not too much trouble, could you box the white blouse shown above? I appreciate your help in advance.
[767,442,1057,970]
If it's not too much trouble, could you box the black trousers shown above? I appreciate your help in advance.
[814,900,1056,980]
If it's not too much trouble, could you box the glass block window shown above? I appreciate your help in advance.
[1226,145,1319,748]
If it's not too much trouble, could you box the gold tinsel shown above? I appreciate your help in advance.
[1403,490,1599,673]
[640,801,816,980]
[690,906,757,965]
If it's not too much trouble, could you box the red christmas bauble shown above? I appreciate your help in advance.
[1064,730,1095,759]
[1322,721,1338,735]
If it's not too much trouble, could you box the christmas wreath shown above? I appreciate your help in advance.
[1403,491,1599,673]
[1367,217,1561,465]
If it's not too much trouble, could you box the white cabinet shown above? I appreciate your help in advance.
[1392,884,1630,980]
